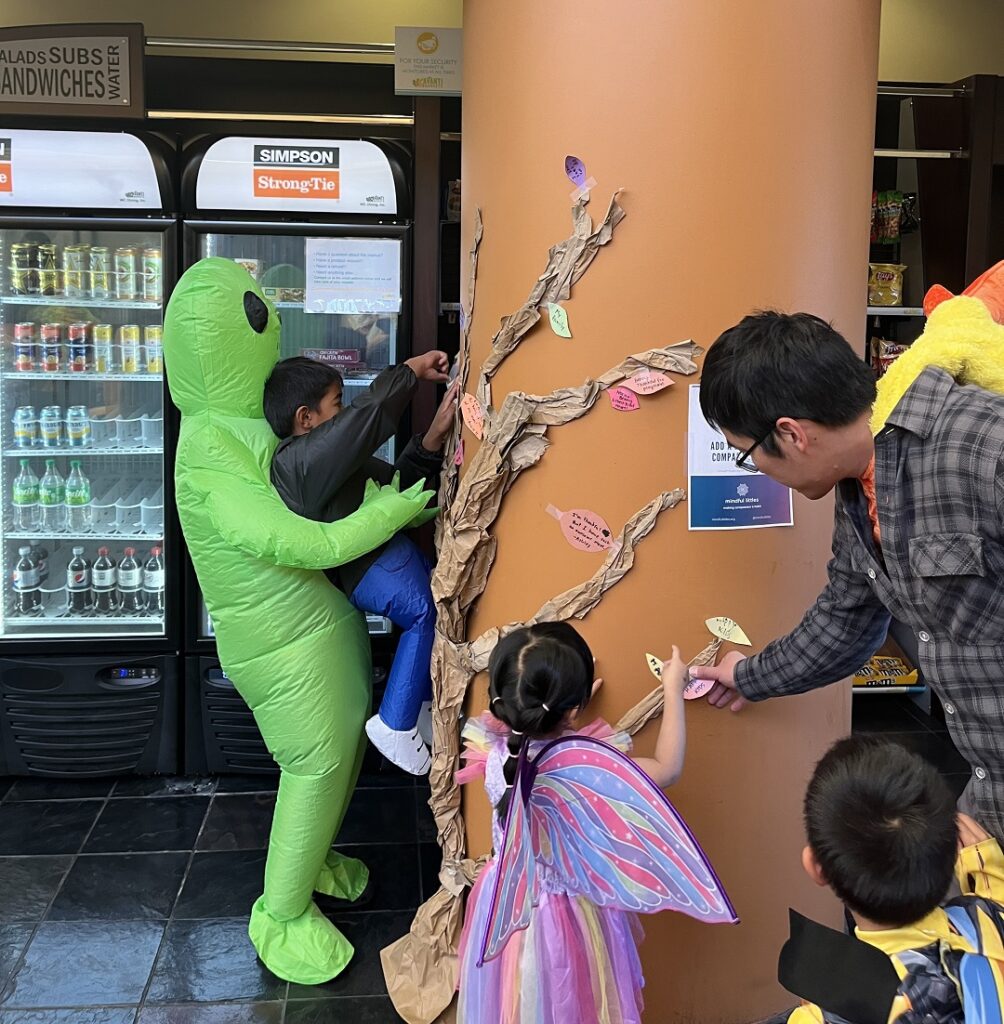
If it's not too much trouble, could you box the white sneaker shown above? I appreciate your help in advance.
[417,701,434,747]
[366,715,432,776]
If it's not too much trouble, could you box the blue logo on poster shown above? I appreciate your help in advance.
[689,474,793,530]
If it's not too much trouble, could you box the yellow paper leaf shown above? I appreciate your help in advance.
[705,616,751,646]
[645,652,664,680]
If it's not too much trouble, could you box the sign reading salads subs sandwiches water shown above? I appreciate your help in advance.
[0,23,144,118]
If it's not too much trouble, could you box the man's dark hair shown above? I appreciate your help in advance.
[263,356,343,438]
[699,312,876,456]
[804,736,958,927]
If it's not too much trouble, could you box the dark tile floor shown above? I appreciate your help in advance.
[0,694,970,1024]
[0,744,440,1024]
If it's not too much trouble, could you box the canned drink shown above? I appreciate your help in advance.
[40,406,62,448]
[142,248,163,303]
[37,244,60,296]
[120,324,140,373]
[13,322,36,371]
[89,247,111,299]
[68,322,90,372]
[40,323,61,372]
[114,247,138,301]
[144,325,163,373]
[66,406,91,447]
[63,245,89,298]
[94,323,113,372]
[13,407,36,448]
[10,243,39,295]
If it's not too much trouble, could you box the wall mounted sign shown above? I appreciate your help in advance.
[0,23,144,118]
[394,27,462,96]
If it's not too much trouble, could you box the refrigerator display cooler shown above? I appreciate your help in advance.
[0,128,179,777]
[180,134,413,773]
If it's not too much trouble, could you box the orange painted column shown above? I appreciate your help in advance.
[457,1,881,1021]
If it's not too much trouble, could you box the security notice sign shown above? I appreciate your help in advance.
[304,237,402,315]
[687,384,794,531]
[0,24,144,118]
[394,27,462,96]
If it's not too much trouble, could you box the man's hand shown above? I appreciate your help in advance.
[958,812,992,851]
[406,350,450,383]
[689,650,749,712]
[422,379,461,452]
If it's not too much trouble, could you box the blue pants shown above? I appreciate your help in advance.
[350,534,434,731]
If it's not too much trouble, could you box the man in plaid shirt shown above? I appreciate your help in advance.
[692,309,1004,838]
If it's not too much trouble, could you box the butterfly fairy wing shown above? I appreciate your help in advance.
[478,743,537,965]
[478,735,737,965]
[529,735,737,923]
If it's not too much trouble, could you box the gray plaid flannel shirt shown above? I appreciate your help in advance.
[735,367,1004,836]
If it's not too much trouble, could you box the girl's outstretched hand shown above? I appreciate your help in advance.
[662,646,688,693]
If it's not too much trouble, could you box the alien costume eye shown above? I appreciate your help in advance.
[243,291,269,334]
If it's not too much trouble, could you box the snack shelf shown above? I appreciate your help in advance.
[867,307,924,316]
[853,686,927,695]
[872,148,962,160]
[3,295,162,311]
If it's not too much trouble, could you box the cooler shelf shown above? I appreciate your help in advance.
[5,371,162,382]
[5,530,163,542]
[4,446,163,457]
[6,614,163,628]
[3,295,162,311]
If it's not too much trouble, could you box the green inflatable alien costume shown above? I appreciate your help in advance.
[164,258,435,983]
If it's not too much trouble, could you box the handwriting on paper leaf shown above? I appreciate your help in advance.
[620,370,673,395]
[646,651,713,700]
[608,387,640,412]
[454,439,465,466]
[546,504,615,552]
[460,393,484,441]
[547,302,572,338]
[705,616,752,646]
[565,155,587,189]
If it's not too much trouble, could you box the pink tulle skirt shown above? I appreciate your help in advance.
[456,860,646,1024]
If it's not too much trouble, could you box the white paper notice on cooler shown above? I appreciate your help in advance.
[687,384,794,531]
[304,237,403,315]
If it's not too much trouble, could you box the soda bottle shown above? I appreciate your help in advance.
[92,547,117,613]
[141,546,165,615]
[66,546,92,614]
[12,546,40,614]
[39,459,65,531]
[65,460,92,531]
[12,459,40,531]
[31,543,48,587]
[117,547,142,613]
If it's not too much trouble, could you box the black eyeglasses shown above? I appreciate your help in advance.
[735,429,772,474]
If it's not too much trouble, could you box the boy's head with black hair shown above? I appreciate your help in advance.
[699,311,877,499]
[802,735,958,928]
[263,356,343,439]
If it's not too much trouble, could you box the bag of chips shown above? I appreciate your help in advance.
[868,263,907,306]
[871,336,910,377]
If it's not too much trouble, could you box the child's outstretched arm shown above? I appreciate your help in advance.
[632,646,688,789]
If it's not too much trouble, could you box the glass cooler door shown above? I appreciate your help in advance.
[195,228,406,637]
[0,224,172,640]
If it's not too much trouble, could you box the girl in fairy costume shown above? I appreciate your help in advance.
[456,622,738,1024]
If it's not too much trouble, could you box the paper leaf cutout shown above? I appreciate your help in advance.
[646,651,714,701]
[620,370,673,395]
[454,438,465,466]
[547,302,572,338]
[460,393,485,441]
[683,676,715,701]
[546,504,615,552]
[608,386,640,412]
[705,616,751,646]
[564,155,587,189]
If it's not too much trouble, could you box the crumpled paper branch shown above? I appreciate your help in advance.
[476,192,626,409]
